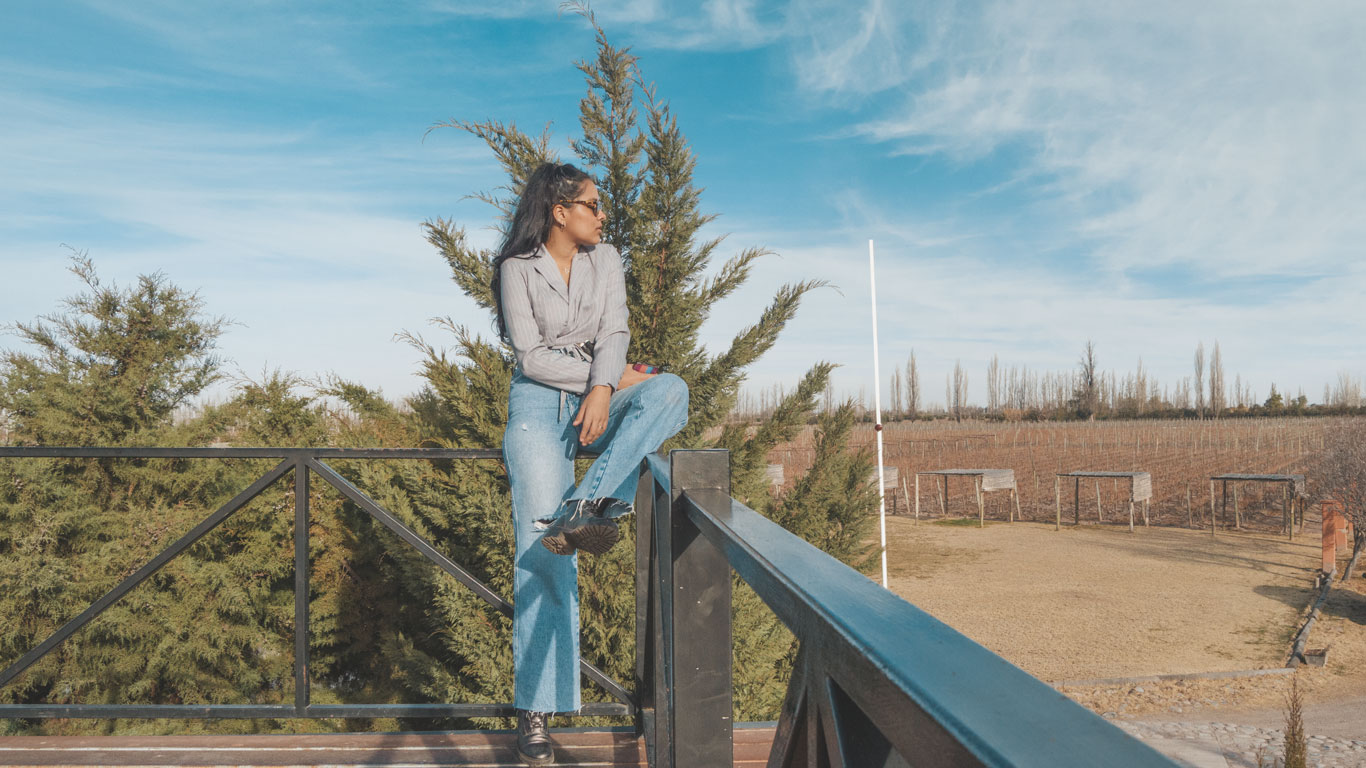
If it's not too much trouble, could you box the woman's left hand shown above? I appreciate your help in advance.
[573,385,612,446]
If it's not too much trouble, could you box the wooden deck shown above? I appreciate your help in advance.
[0,726,777,767]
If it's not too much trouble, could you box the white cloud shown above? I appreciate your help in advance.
[788,0,916,96]
[789,0,1366,280]
[0,89,504,400]
[422,0,556,20]
[6,1,1361,409]
[654,0,786,50]
[710,232,1364,408]
[424,0,786,50]
[75,1,391,89]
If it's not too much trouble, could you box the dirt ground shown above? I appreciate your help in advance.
[877,515,1366,721]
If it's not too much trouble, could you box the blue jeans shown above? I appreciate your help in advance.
[502,371,689,712]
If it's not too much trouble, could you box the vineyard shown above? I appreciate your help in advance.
[767,417,1357,532]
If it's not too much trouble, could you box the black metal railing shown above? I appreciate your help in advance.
[0,446,1177,767]
[638,450,1176,768]
[0,447,633,720]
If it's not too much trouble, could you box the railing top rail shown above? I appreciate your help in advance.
[0,447,503,459]
[650,452,1171,767]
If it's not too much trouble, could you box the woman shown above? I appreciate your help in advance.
[495,162,689,765]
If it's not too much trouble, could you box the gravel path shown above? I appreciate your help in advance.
[1133,695,1366,742]
[1117,720,1366,768]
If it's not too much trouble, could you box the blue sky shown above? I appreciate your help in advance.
[2,0,1363,408]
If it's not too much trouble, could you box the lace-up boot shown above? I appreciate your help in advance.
[515,709,554,765]
[540,499,620,556]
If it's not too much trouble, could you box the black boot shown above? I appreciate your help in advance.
[541,499,620,556]
[516,709,554,765]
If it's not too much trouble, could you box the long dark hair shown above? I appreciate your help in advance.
[491,162,593,344]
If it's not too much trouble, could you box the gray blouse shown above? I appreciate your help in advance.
[500,242,629,394]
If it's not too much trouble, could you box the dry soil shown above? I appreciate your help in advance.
[877,515,1366,722]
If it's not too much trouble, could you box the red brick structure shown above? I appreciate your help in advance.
[1323,500,1341,575]
[1322,499,1356,575]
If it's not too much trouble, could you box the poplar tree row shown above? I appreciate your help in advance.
[749,341,1363,424]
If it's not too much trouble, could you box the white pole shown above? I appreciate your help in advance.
[869,239,889,589]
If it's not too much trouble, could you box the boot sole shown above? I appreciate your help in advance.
[516,743,555,765]
[541,530,575,556]
[567,521,620,556]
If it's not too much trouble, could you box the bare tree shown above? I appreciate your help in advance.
[889,367,903,419]
[906,351,920,418]
[1073,340,1099,419]
[1135,357,1148,416]
[1174,375,1192,410]
[956,360,967,415]
[1320,419,1366,580]
[986,354,1001,414]
[1330,370,1364,408]
[1194,342,1206,418]
[1209,341,1225,416]
[951,360,967,422]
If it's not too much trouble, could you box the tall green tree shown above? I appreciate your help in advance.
[0,262,373,735]
[396,9,874,723]
[1,255,223,447]
[0,259,276,734]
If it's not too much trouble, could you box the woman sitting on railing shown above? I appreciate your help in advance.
[492,161,689,765]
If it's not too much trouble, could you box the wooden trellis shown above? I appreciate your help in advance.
[913,469,1019,527]
[1054,471,1152,533]
[1208,473,1307,540]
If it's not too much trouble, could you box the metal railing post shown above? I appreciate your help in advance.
[649,458,674,768]
[293,455,310,714]
[665,449,732,768]
[634,463,658,752]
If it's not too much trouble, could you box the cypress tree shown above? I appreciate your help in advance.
[0,258,293,734]
[395,9,875,724]
[0,262,371,734]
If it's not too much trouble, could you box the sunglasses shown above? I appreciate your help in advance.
[559,199,603,214]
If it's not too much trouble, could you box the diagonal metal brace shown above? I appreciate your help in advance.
[305,458,514,615]
[305,458,636,708]
[0,458,295,689]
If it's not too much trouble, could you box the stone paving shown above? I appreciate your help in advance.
[1116,720,1366,768]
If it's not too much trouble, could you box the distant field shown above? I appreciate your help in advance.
[767,417,1353,531]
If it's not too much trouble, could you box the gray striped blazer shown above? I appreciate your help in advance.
[500,242,629,394]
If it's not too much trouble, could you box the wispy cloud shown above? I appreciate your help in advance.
[705,231,1364,406]
[642,0,786,50]
[787,0,917,95]
[425,0,786,51]
[75,1,392,89]
[790,0,1366,280]
[0,84,505,398]
[4,1,1361,406]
